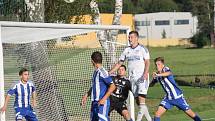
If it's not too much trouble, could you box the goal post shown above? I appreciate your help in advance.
[0,21,134,121]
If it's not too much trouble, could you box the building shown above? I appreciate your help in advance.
[56,13,134,48]
[134,12,198,40]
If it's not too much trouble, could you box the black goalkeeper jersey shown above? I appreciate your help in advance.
[111,75,131,102]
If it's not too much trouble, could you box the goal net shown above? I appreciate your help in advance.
[0,21,134,121]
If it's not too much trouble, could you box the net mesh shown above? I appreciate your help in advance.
[3,29,128,121]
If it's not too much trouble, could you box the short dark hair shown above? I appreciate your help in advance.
[19,68,29,76]
[120,65,126,71]
[91,51,102,64]
[154,57,164,64]
[129,31,139,37]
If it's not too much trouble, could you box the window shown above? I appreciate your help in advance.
[135,21,150,26]
[174,19,189,25]
[155,20,170,25]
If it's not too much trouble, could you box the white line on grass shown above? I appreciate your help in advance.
[202,118,215,121]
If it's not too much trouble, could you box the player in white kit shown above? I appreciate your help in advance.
[109,31,152,121]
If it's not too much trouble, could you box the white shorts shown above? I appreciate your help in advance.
[130,76,149,97]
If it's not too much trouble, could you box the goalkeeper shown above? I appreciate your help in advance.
[109,65,133,121]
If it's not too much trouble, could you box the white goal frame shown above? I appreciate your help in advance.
[0,21,135,121]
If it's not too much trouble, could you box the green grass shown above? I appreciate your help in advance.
[3,46,215,120]
[149,47,215,75]
[147,85,215,121]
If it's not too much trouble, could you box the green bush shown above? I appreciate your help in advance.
[190,33,211,48]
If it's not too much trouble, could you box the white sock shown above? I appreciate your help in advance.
[136,104,152,121]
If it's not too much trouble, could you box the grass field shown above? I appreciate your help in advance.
[147,85,215,121]
[3,46,215,121]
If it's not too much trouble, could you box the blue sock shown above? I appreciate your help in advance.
[126,119,133,121]
[154,116,160,121]
[193,115,201,121]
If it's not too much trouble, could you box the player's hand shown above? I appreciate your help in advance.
[98,98,106,106]
[152,72,157,79]
[143,73,148,80]
[81,94,88,106]
[0,106,7,113]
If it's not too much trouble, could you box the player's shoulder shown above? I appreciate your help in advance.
[99,67,109,78]
[138,44,149,53]
[27,80,35,86]
[162,66,171,72]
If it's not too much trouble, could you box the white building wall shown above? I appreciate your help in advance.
[134,12,198,39]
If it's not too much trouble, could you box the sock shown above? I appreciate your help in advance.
[193,114,201,121]
[136,104,152,121]
[154,116,160,121]
[126,119,133,121]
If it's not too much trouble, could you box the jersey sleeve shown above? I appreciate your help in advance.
[163,66,171,72]
[29,81,36,92]
[7,84,16,96]
[119,48,127,62]
[100,70,113,85]
[32,83,36,92]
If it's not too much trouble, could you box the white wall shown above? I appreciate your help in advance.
[134,12,198,39]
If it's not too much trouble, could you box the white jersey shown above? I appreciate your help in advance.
[119,44,150,78]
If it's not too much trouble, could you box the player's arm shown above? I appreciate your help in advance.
[32,91,37,108]
[109,61,123,74]
[143,48,150,80]
[81,87,92,106]
[0,95,11,112]
[109,48,126,74]
[149,72,159,87]
[143,59,150,79]
[1,85,16,112]
[98,83,116,105]
[31,83,37,108]
[156,71,172,77]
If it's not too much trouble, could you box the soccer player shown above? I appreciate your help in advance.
[109,65,133,121]
[151,57,202,121]
[81,51,116,121]
[0,68,38,121]
[109,31,152,121]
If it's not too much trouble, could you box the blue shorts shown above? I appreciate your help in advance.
[15,106,38,121]
[160,96,190,111]
[91,100,110,121]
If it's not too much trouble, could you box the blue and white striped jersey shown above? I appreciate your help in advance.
[7,81,36,108]
[153,66,183,100]
[91,67,113,101]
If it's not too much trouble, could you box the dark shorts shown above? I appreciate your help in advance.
[109,96,128,116]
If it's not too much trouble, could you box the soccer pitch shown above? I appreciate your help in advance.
[3,46,215,121]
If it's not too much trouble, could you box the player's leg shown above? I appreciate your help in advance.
[174,97,201,121]
[136,78,151,121]
[154,106,166,121]
[116,101,133,121]
[184,109,201,121]
[154,98,173,121]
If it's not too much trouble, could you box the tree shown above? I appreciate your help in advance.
[143,0,178,13]
[190,0,214,47]
[90,0,123,69]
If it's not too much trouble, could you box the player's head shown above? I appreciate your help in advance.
[19,68,29,82]
[128,31,139,46]
[91,51,102,66]
[154,57,165,72]
[117,65,126,77]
